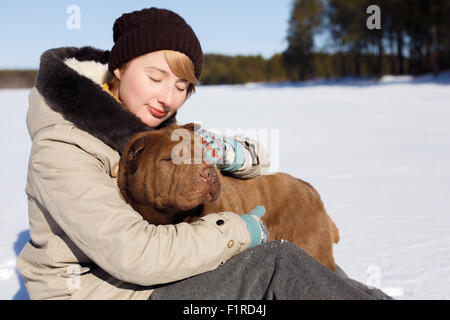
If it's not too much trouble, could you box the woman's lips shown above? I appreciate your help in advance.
[147,105,167,119]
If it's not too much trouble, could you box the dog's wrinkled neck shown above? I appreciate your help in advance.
[161,204,205,224]
[131,200,205,225]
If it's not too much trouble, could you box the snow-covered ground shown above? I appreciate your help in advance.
[1,73,449,299]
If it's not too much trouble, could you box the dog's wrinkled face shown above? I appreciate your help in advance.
[119,123,221,213]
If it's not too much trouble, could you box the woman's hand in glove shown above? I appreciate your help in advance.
[196,129,246,172]
[240,205,270,248]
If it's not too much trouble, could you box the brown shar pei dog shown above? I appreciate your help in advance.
[118,122,340,271]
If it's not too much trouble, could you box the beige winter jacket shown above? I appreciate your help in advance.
[16,47,270,300]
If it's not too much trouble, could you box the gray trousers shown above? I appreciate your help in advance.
[149,241,392,300]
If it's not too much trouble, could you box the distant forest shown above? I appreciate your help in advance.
[203,0,450,84]
[0,70,37,88]
[1,0,449,87]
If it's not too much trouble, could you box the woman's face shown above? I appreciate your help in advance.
[114,51,189,127]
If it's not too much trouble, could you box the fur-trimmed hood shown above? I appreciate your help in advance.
[31,46,176,154]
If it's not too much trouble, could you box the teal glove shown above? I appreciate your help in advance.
[196,129,246,171]
[240,205,269,248]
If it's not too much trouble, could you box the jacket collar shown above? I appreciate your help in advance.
[35,46,177,154]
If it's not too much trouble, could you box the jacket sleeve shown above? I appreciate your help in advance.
[27,125,251,286]
[226,135,271,180]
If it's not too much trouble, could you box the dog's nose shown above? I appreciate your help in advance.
[199,165,216,181]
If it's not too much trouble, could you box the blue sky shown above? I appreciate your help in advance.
[0,0,294,69]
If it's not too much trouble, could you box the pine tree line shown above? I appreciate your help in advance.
[201,0,450,84]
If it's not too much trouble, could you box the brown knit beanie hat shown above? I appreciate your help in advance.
[108,8,203,79]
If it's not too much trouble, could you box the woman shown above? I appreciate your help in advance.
[17,7,391,300]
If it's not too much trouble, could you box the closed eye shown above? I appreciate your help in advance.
[149,76,161,82]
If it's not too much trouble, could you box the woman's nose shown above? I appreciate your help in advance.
[157,84,174,108]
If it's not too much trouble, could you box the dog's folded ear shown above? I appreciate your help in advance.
[125,133,149,175]
[164,122,199,132]
[181,122,201,132]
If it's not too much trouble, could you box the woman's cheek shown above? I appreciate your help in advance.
[122,85,147,113]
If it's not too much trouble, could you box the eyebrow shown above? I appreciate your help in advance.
[145,66,189,83]
[145,66,169,75]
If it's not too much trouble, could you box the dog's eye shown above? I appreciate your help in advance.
[160,157,173,162]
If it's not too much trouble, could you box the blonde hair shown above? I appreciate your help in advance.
[108,50,198,98]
